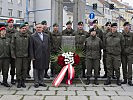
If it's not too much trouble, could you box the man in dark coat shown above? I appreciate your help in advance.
[41,20,51,78]
[30,23,50,88]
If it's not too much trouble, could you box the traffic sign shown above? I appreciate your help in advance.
[89,13,95,19]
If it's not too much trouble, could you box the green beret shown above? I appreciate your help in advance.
[66,21,72,25]
[53,23,59,27]
[92,20,98,24]
[89,28,96,33]
[111,23,117,27]
[105,22,111,26]
[78,21,84,25]
[123,22,130,26]
[24,22,29,25]
[41,20,47,25]
[20,23,26,29]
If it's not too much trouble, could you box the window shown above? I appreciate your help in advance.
[18,10,22,18]
[8,9,13,16]
[17,0,22,5]
[0,7,2,15]
[8,0,13,3]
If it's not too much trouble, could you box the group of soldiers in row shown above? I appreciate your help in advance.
[0,18,133,88]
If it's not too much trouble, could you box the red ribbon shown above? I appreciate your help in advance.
[52,63,75,87]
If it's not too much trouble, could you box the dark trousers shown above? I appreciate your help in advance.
[33,68,45,84]
[106,54,121,78]
[0,59,10,82]
[10,58,15,76]
[103,52,107,75]
[15,58,28,81]
[86,58,100,78]
[122,55,133,80]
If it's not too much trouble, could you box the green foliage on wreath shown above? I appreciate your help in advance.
[50,46,85,78]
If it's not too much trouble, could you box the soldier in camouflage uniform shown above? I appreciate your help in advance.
[89,20,103,77]
[11,24,30,88]
[51,23,62,77]
[102,22,112,78]
[0,27,11,87]
[62,21,74,36]
[24,22,32,79]
[41,20,51,78]
[6,18,17,85]
[85,28,103,85]
[121,22,133,86]
[104,23,125,86]
[73,21,88,78]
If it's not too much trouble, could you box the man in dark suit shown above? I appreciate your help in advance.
[30,23,50,88]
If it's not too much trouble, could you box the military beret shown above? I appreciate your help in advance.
[66,21,72,25]
[41,20,47,25]
[89,28,96,33]
[24,22,29,25]
[53,23,59,27]
[20,23,26,29]
[105,22,111,26]
[111,23,117,27]
[7,18,14,23]
[0,27,6,31]
[92,19,98,24]
[78,21,84,25]
[123,22,130,26]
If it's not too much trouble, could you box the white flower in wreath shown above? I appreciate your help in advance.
[62,52,74,65]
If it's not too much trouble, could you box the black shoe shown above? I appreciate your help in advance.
[101,74,107,78]
[122,79,127,84]
[11,79,16,85]
[17,81,21,88]
[104,78,111,85]
[128,81,133,86]
[2,82,11,87]
[34,83,39,88]
[86,77,90,85]
[27,74,31,79]
[116,79,121,86]
[21,81,26,88]
[39,83,47,87]
[44,74,50,79]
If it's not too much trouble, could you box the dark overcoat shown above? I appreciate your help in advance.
[30,32,50,70]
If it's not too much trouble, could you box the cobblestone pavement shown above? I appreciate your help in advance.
[0,61,133,100]
[0,82,133,100]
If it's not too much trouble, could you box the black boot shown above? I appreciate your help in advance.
[94,78,99,85]
[21,80,26,88]
[122,79,127,84]
[2,78,10,87]
[116,78,121,86]
[11,75,16,85]
[17,80,21,88]
[128,80,133,86]
[104,77,111,85]
[86,77,90,85]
